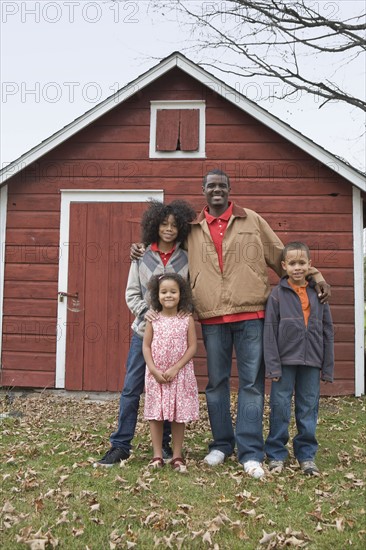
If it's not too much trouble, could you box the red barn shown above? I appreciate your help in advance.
[0,53,364,396]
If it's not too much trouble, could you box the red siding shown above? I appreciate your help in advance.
[2,67,356,395]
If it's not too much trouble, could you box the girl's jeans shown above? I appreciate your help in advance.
[110,333,171,452]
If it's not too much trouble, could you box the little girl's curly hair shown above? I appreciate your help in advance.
[141,200,196,245]
[148,273,193,313]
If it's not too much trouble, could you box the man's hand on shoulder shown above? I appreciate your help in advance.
[315,281,331,304]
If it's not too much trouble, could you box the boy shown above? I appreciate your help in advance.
[264,242,334,475]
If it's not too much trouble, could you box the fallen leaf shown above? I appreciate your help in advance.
[58,475,69,485]
[26,539,47,550]
[241,509,256,517]
[202,531,212,545]
[90,503,100,512]
[259,530,276,544]
[286,535,307,546]
[178,504,194,512]
[2,502,15,514]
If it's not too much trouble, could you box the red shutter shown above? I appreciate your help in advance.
[156,109,180,151]
[179,109,199,151]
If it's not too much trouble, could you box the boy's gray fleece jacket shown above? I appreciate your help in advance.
[264,277,334,381]
[125,243,189,338]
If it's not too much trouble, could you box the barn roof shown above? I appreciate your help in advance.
[1,51,365,191]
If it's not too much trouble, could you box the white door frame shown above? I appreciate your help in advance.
[56,189,164,388]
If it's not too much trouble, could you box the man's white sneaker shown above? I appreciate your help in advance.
[243,460,265,479]
[203,450,226,466]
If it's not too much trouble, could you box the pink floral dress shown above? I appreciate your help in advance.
[144,315,199,423]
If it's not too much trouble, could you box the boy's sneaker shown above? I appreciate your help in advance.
[162,445,173,460]
[268,460,284,473]
[95,447,129,467]
[243,460,265,479]
[300,460,320,476]
[203,450,226,466]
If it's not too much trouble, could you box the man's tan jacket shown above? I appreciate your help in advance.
[187,204,322,320]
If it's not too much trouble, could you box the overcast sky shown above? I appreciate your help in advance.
[1,0,365,172]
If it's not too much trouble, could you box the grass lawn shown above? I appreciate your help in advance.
[1,392,365,549]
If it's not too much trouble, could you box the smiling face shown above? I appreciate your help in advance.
[158,214,178,251]
[203,174,231,216]
[158,279,180,314]
[282,248,311,286]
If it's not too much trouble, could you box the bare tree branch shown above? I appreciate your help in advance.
[148,0,365,111]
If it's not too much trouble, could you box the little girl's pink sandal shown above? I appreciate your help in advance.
[171,457,187,473]
[148,457,164,469]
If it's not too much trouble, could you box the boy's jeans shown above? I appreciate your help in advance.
[265,365,320,462]
[202,319,265,464]
[110,333,170,452]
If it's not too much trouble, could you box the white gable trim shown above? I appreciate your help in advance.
[353,187,365,396]
[56,189,164,388]
[1,53,365,190]
[0,185,8,368]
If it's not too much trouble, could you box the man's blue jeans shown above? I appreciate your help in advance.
[202,319,265,464]
[110,333,170,452]
[265,365,320,462]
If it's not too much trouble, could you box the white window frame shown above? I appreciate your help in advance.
[149,100,206,159]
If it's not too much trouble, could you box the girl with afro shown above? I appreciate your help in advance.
[96,199,196,467]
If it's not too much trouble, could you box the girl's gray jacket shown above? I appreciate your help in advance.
[264,277,334,381]
[125,243,189,338]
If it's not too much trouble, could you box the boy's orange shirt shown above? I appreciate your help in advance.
[287,280,310,327]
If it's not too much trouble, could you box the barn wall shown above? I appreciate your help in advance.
[1,67,355,395]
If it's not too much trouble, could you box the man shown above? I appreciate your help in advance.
[186,169,328,478]
[133,169,329,478]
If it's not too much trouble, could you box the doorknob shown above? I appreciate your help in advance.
[58,291,79,302]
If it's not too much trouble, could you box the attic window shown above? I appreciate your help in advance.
[150,100,206,158]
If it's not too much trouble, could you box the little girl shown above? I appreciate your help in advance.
[143,273,199,472]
